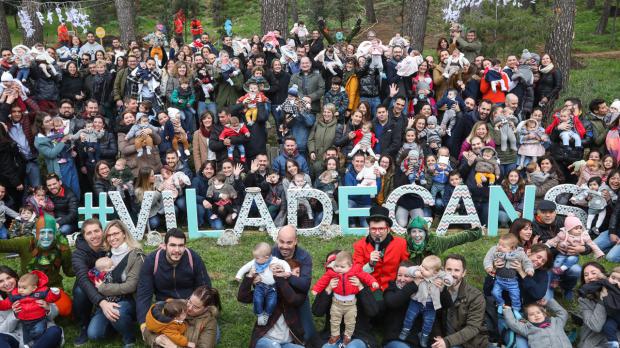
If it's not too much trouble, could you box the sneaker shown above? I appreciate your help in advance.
[257,313,268,326]
[137,149,144,157]
[591,227,600,235]
[328,335,340,344]
[398,328,410,341]
[73,328,88,346]
[210,214,218,220]
[552,267,564,275]
[607,341,620,348]
[176,150,182,157]
[418,332,430,348]
[145,146,152,155]
[342,335,351,345]
[184,149,190,156]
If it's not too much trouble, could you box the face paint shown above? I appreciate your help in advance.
[37,228,55,249]
[410,228,426,244]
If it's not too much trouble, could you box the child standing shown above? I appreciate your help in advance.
[145,299,196,348]
[484,233,534,320]
[0,271,60,346]
[218,116,250,163]
[429,156,452,206]
[398,255,454,347]
[8,206,37,238]
[235,242,291,325]
[348,121,377,158]
[315,158,340,214]
[0,184,19,239]
[170,77,197,134]
[312,251,379,345]
[206,174,237,221]
[265,171,285,219]
[287,173,313,220]
[125,113,158,157]
[503,300,572,348]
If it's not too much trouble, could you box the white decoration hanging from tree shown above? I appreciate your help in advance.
[46,11,54,24]
[18,10,35,38]
[442,0,526,22]
[35,11,45,26]
[56,7,64,23]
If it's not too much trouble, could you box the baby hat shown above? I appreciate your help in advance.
[610,99,620,111]
[1,71,13,82]
[427,116,437,126]
[564,215,583,232]
[438,156,450,166]
[288,84,299,97]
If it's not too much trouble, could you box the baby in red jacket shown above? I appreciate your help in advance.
[312,250,379,345]
[0,270,60,345]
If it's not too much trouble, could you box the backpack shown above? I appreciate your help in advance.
[153,248,194,275]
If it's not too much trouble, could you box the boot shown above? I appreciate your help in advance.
[398,328,410,341]
[418,333,430,348]
[328,335,340,344]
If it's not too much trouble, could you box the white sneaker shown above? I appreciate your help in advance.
[184,149,190,156]
[145,146,152,155]
[177,150,182,157]
[137,148,144,157]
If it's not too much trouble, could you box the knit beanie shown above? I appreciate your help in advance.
[1,71,12,82]
[407,216,428,231]
[438,156,450,166]
[288,84,299,97]
[564,216,583,232]
[611,99,620,111]
[427,116,437,126]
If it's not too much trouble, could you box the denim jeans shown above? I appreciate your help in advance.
[59,158,80,198]
[31,326,62,348]
[493,276,522,311]
[603,316,620,342]
[594,231,620,262]
[360,96,381,118]
[299,296,316,341]
[553,254,579,270]
[22,318,46,344]
[383,341,410,348]
[25,159,41,189]
[322,338,366,348]
[87,299,136,344]
[560,263,581,296]
[403,300,436,335]
[0,225,7,239]
[197,101,217,117]
[0,333,18,348]
[181,107,197,137]
[73,283,94,328]
[499,162,517,179]
[348,199,369,227]
[175,196,187,223]
[254,283,277,315]
[149,215,162,231]
[255,337,304,348]
[560,131,581,147]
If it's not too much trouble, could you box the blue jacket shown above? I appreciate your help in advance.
[272,245,313,293]
[343,166,371,206]
[272,151,310,176]
[191,173,210,204]
[136,248,211,324]
[288,111,316,154]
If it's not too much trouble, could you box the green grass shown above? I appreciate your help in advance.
[2,229,616,348]
[563,57,620,102]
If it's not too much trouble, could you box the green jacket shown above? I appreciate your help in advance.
[455,37,482,63]
[113,67,130,103]
[439,279,490,348]
[214,71,244,108]
[586,112,608,152]
[407,227,482,265]
[289,71,325,113]
[34,135,66,179]
[0,236,73,288]
[170,88,196,109]
[308,117,338,158]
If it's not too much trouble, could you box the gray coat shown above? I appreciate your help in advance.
[504,298,571,348]
[289,71,325,113]
[577,297,619,348]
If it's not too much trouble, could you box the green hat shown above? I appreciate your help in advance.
[407,216,428,231]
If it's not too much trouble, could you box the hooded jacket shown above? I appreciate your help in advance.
[353,235,409,291]
[145,301,189,347]
[312,264,378,296]
[72,234,108,305]
[0,270,60,321]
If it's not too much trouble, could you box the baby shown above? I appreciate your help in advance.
[237,79,269,125]
[217,51,236,86]
[219,116,250,163]
[438,89,462,136]
[503,300,572,348]
[12,45,31,82]
[421,116,443,149]
[146,299,196,348]
[429,156,452,204]
[348,122,377,158]
[165,108,191,157]
[474,147,500,187]
[109,158,135,197]
[493,109,518,152]
[158,165,191,199]
[545,216,604,287]
[49,116,71,164]
[8,206,37,238]
[235,242,291,326]
[288,173,313,220]
[312,251,379,346]
[290,21,309,43]
[550,107,583,148]
[87,257,122,302]
[70,119,105,165]
[484,233,534,320]
[126,113,158,157]
[525,162,550,187]
[356,155,386,187]
[25,186,54,217]
[399,255,454,347]
[570,176,615,235]
[315,158,340,214]
[443,48,468,80]
[484,60,508,92]
[265,171,284,218]
[368,38,387,73]
[277,85,310,121]
[401,148,425,185]
[0,271,60,346]
[206,174,237,221]
[517,119,547,170]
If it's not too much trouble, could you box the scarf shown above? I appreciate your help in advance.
[110,242,130,265]
[254,256,273,274]
[200,124,211,138]
[539,63,554,74]
[510,184,518,194]
[533,317,551,328]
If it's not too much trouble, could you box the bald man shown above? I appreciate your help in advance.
[271,225,317,341]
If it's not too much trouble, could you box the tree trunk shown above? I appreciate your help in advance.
[587,0,596,8]
[115,0,137,45]
[261,0,288,36]
[545,0,576,90]
[365,0,377,23]
[402,0,430,52]
[21,0,43,47]
[289,0,298,23]
[212,0,224,27]
[0,4,12,49]
[596,0,612,34]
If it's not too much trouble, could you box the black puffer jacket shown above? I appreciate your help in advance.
[72,234,107,305]
[98,130,118,163]
[535,67,562,104]
[60,71,85,102]
[357,61,380,98]
[31,63,61,101]
[0,140,25,188]
[265,70,291,105]
[50,185,79,227]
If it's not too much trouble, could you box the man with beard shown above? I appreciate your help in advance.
[447,98,492,159]
[272,137,310,176]
[46,173,79,236]
[193,54,217,117]
[113,54,139,108]
[432,254,490,348]
[386,45,405,85]
[433,50,451,102]
[199,33,218,55]
[137,228,212,327]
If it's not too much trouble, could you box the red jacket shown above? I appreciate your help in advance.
[219,124,249,140]
[312,264,378,296]
[0,270,60,321]
[353,235,409,291]
[352,129,378,148]
[545,112,586,138]
[190,20,203,36]
[479,70,510,104]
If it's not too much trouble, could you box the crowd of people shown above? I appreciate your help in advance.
[0,15,619,348]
